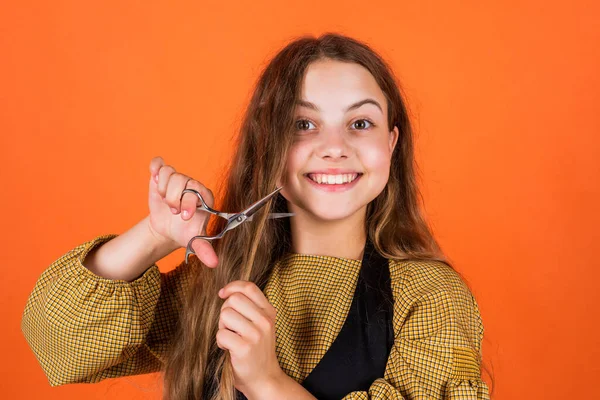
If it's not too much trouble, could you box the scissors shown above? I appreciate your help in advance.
[180,186,294,264]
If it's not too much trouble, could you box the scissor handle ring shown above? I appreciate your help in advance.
[184,234,221,264]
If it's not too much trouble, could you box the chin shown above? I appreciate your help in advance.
[307,204,365,222]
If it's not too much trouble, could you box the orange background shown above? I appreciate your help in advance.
[1,1,598,399]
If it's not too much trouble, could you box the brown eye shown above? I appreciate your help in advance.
[295,119,315,131]
[352,119,373,130]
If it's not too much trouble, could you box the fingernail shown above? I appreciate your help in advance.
[182,210,189,218]
[218,288,224,296]
[154,175,158,183]
[171,208,178,214]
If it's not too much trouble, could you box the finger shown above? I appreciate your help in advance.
[156,165,176,198]
[219,281,274,312]
[180,180,214,221]
[148,172,161,201]
[220,292,270,326]
[216,328,246,352]
[192,239,219,268]
[149,156,164,182]
[165,173,189,212]
[219,307,259,341]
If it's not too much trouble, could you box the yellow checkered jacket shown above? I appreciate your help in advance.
[22,234,490,399]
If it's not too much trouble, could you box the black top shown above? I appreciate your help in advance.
[232,239,394,399]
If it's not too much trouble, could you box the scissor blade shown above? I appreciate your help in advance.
[245,212,294,221]
[267,212,294,219]
[242,187,283,219]
[218,213,237,219]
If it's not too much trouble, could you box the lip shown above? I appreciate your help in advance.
[306,168,361,174]
[303,172,363,192]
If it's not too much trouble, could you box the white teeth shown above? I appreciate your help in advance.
[307,173,359,185]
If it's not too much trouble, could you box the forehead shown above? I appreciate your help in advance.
[298,60,386,112]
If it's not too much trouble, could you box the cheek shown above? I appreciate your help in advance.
[280,146,310,202]
[285,145,310,176]
[361,142,392,172]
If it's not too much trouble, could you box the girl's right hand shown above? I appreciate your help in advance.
[147,156,219,268]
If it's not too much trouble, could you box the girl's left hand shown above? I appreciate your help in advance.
[217,280,284,397]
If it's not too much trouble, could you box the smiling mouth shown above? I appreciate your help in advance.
[305,173,362,185]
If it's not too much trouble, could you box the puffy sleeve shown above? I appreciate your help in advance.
[341,260,490,400]
[21,234,197,386]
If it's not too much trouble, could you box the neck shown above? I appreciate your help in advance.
[288,206,367,260]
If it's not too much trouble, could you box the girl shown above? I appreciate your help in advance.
[22,33,491,399]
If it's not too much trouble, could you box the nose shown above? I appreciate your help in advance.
[316,128,350,160]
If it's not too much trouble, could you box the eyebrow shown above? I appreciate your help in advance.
[295,98,383,114]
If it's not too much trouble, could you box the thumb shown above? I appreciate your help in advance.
[192,239,219,268]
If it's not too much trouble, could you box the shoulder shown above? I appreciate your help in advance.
[388,258,472,300]
[387,259,481,340]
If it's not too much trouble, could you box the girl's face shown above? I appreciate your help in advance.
[280,59,399,222]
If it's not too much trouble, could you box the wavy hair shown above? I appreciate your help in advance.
[161,32,494,399]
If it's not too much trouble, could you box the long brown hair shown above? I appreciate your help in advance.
[162,32,494,399]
